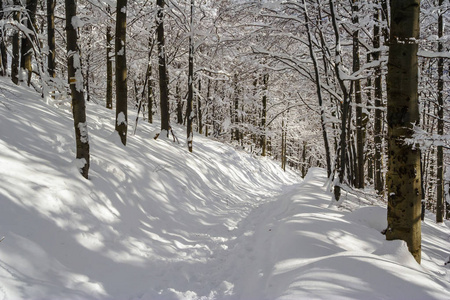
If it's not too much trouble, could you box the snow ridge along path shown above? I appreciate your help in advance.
[1,78,450,299]
[233,168,450,300]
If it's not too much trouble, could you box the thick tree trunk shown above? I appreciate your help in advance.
[65,0,90,179]
[115,0,128,145]
[436,0,444,223]
[386,0,422,264]
[157,0,170,135]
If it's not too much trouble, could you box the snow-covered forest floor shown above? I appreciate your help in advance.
[0,78,450,299]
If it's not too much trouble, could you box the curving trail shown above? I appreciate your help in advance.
[0,78,449,300]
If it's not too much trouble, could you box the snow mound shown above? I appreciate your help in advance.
[345,206,387,232]
[373,240,422,270]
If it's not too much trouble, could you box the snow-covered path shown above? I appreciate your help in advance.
[1,79,450,300]
[224,168,450,300]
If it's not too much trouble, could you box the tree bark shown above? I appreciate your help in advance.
[261,74,268,156]
[147,36,154,123]
[21,0,38,86]
[310,0,332,178]
[187,0,195,153]
[373,3,385,196]
[0,0,7,76]
[233,74,240,142]
[352,0,364,188]
[329,0,351,201]
[436,0,444,223]
[197,79,203,134]
[106,5,113,109]
[157,0,170,135]
[65,0,90,179]
[115,0,128,145]
[11,0,21,84]
[47,0,56,78]
[176,82,183,124]
[386,0,422,264]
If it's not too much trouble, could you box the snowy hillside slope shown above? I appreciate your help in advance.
[0,78,449,299]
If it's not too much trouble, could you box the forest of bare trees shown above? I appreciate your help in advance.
[0,0,448,259]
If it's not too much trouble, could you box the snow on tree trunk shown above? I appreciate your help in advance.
[115,0,128,145]
[65,0,90,179]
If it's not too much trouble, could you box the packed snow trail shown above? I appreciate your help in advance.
[1,78,450,299]
[222,168,450,300]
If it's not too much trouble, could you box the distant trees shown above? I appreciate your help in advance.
[0,0,447,213]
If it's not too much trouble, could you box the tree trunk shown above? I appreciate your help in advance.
[205,78,211,136]
[11,0,21,84]
[106,6,113,109]
[352,0,364,188]
[0,0,7,76]
[329,0,351,201]
[373,4,385,197]
[386,0,421,264]
[65,0,89,179]
[261,74,268,156]
[147,36,154,123]
[306,0,332,178]
[176,82,183,124]
[85,50,91,102]
[186,0,194,153]
[115,0,128,145]
[198,79,203,134]
[47,0,55,78]
[281,115,286,171]
[302,141,307,177]
[157,0,170,135]
[436,0,444,223]
[21,0,38,86]
[365,53,373,184]
[233,74,240,142]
